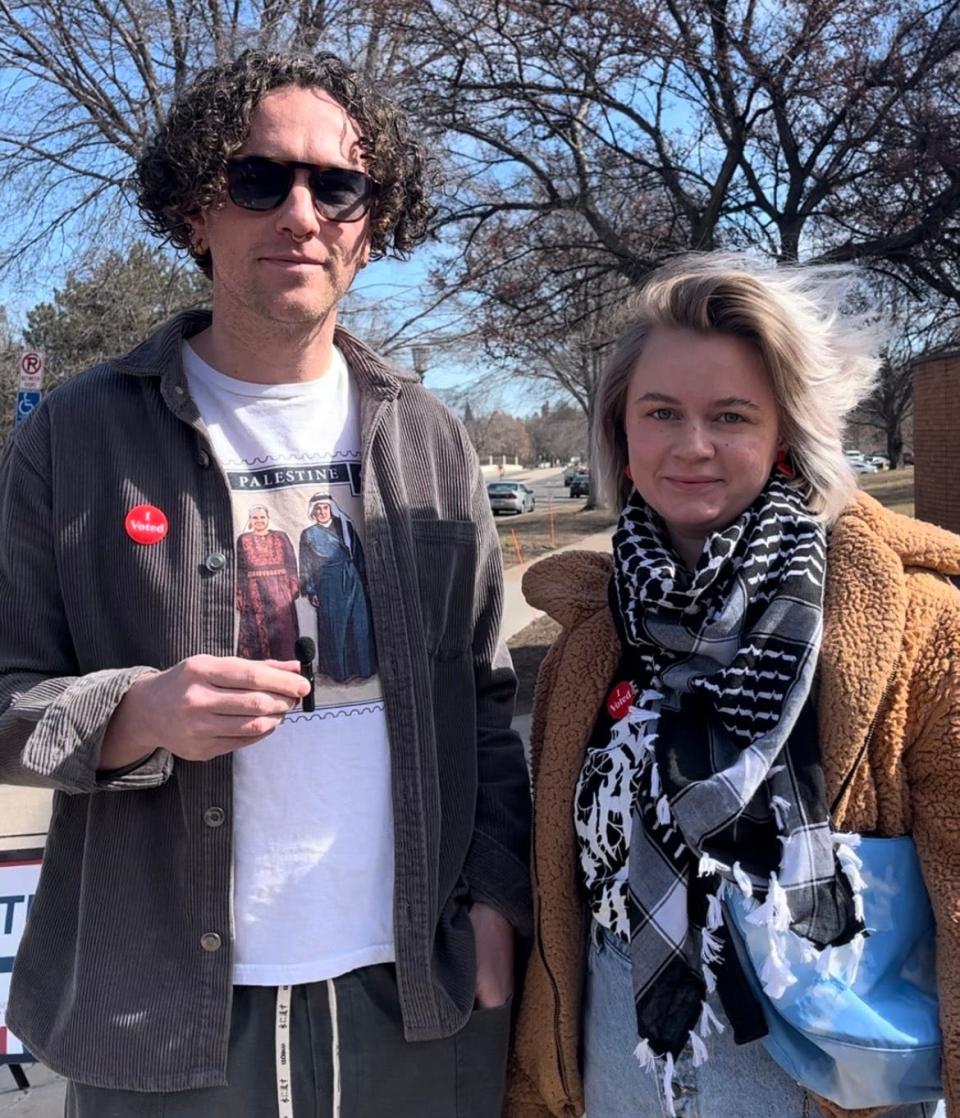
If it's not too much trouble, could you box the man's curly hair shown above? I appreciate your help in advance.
[136,50,432,276]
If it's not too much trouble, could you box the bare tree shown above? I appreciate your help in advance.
[850,277,960,463]
[407,0,960,309]
[371,0,960,484]
[0,0,424,274]
[0,305,24,444]
[524,401,588,465]
[465,407,532,461]
[851,356,916,466]
[336,281,479,369]
[452,238,628,501]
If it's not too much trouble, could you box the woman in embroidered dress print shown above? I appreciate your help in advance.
[299,493,377,683]
[235,504,301,660]
[507,255,958,1118]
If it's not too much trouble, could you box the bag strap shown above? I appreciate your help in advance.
[829,672,895,818]
[830,737,870,818]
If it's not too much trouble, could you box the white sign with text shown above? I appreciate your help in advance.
[0,859,41,1060]
[17,351,45,392]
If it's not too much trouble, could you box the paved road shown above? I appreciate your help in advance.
[483,465,584,510]
[0,1065,63,1116]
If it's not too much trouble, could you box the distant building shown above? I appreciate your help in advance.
[912,348,960,534]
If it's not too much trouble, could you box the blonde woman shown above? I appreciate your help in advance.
[508,255,958,1118]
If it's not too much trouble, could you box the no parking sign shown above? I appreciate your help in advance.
[17,351,44,391]
[13,351,45,428]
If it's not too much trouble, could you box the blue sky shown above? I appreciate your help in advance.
[0,230,542,414]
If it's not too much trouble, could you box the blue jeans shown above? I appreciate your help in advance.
[583,922,944,1118]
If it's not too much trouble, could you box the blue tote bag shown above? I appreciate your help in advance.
[725,835,942,1109]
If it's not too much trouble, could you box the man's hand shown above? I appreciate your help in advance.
[469,901,514,1009]
[99,655,310,771]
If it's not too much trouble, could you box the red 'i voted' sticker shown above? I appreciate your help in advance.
[125,504,169,545]
[606,681,635,721]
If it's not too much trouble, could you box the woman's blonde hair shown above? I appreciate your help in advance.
[593,253,880,523]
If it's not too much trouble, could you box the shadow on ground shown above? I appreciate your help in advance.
[509,615,561,717]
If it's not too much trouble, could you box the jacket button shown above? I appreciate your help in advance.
[197,450,211,469]
[204,552,227,572]
[203,806,225,828]
[200,932,222,952]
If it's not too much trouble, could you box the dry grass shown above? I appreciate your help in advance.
[510,613,561,716]
[858,466,914,515]
[495,499,616,569]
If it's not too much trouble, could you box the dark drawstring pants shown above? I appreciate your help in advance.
[65,964,511,1118]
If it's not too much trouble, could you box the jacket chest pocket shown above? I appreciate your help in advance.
[410,519,477,658]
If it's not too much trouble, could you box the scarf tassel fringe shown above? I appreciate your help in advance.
[732,860,753,898]
[632,1003,723,1113]
[733,832,868,996]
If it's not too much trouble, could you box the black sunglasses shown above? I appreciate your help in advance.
[225,156,376,222]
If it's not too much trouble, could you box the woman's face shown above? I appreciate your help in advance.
[312,502,333,526]
[623,327,781,566]
[248,509,269,534]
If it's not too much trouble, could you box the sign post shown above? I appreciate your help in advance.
[14,351,45,428]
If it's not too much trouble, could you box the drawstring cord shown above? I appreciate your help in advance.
[275,981,341,1118]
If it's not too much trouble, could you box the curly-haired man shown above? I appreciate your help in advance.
[0,51,530,1118]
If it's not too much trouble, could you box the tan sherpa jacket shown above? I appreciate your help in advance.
[507,493,960,1118]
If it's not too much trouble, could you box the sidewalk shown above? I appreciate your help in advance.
[503,528,612,752]
[501,528,612,643]
[0,1066,63,1116]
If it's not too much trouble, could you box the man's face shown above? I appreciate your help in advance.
[189,85,372,330]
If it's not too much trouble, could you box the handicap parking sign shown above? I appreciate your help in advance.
[15,390,41,426]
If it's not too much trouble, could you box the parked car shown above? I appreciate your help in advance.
[843,449,878,473]
[486,481,536,515]
[868,454,890,470]
[562,462,580,485]
[569,470,591,498]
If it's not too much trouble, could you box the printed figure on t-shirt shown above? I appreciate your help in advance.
[235,505,301,661]
[299,493,376,682]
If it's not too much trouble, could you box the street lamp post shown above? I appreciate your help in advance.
[411,345,428,381]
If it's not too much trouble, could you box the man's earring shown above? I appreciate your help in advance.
[775,448,797,479]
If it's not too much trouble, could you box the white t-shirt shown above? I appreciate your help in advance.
[183,340,396,987]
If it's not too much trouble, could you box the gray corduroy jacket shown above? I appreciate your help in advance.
[0,311,531,1091]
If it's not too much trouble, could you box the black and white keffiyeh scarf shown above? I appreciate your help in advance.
[606,478,864,1100]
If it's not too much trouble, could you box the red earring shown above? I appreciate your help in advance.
[775,448,797,479]
[625,465,633,481]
